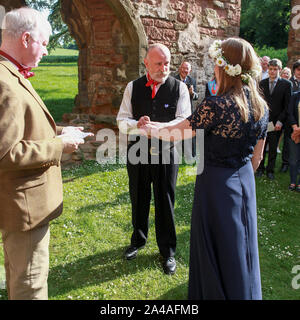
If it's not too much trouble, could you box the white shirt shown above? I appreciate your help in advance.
[117,77,191,135]
[262,69,269,80]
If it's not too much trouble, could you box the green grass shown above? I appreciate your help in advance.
[0,58,300,300]
[0,159,299,300]
[48,48,79,56]
[29,62,78,122]
[43,48,79,63]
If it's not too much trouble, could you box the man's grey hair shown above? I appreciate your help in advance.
[146,43,170,58]
[2,7,52,40]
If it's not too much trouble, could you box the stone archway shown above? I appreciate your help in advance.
[60,0,241,162]
[61,0,148,135]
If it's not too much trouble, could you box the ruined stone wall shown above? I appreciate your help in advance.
[62,0,241,117]
[60,0,241,163]
[288,0,300,69]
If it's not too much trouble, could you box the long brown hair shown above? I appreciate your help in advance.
[216,37,266,122]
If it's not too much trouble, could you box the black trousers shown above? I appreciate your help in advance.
[127,160,178,258]
[258,130,281,173]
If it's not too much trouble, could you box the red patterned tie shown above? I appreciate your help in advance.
[145,73,159,99]
[0,50,35,79]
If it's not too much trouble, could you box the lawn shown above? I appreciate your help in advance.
[29,61,78,122]
[0,60,299,300]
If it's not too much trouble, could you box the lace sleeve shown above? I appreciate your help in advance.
[257,107,269,140]
[187,97,217,131]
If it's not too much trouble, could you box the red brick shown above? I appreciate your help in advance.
[154,19,174,29]
[141,18,154,26]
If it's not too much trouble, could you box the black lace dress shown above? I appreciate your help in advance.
[187,88,268,300]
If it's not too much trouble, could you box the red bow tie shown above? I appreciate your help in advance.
[145,73,159,99]
[0,50,35,79]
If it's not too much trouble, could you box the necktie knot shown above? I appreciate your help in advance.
[146,73,159,99]
[0,49,35,79]
[18,66,35,79]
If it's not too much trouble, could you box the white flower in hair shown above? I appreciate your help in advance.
[208,40,223,59]
[209,39,242,77]
[234,64,242,75]
[216,57,226,67]
[224,64,242,77]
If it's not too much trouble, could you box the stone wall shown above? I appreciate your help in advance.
[60,0,241,163]
[288,0,300,69]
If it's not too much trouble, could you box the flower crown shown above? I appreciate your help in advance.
[208,40,262,84]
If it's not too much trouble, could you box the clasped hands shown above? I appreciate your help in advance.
[137,116,161,138]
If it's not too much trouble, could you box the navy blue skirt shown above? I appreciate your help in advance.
[188,161,262,300]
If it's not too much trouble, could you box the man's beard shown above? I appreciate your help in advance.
[152,71,170,83]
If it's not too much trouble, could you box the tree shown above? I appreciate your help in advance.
[25,0,76,51]
[240,0,290,49]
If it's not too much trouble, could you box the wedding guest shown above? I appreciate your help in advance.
[174,61,199,158]
[280,67,292,80]
[0,7,85,300]
[287,91,300,191]
[175,61,199,109]
[205,76,218,97]
[260,55,270,80]
[290,60,300,93]
[143,38,268,299]
[257,59,292,179]
[117,43,191,275]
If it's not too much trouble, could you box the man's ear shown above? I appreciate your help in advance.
[144,58,148,70]
[21,32,30,48]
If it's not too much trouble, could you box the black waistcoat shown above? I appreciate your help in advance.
[128,75,181,162]
[131,75,180,122]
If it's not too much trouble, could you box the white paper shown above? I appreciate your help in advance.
[69,130,93,139]
[267,121,275,133]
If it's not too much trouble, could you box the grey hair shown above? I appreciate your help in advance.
[146,43,170,58]
[2,7,52,40]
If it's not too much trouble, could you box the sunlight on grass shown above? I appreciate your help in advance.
[0,60,300,300]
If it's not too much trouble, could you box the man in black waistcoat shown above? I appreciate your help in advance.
[257,59,292,180]
[117,43,191,275]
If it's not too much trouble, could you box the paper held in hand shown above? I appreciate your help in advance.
[68,130,93,139]
[267,121,275,133]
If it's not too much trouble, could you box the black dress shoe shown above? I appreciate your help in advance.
[124,246,139,260]
[163,257,176,275]
[267,172,275,180]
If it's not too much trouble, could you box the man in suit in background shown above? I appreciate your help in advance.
[257,59,292,180]
[175,61,198,158]
[0,7,85,300]
[290,60,300,93]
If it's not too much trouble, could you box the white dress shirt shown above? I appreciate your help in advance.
[117,77,192,135]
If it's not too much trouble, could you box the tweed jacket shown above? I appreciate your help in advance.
[0,57,64,231]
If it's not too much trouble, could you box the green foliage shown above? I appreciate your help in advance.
[255,46,288,67]
[25,0,75,52]
[240,0,290,49]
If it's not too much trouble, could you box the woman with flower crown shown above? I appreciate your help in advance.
[142,37,269,300]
